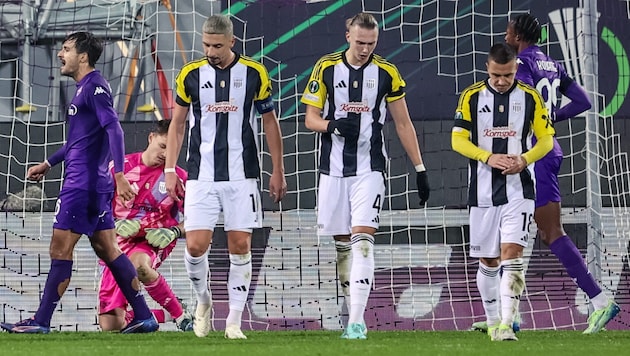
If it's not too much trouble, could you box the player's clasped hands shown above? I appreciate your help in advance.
[487,154,527,175]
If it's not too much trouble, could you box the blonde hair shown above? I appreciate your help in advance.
[346,12,378,31]
[202,14,233,36]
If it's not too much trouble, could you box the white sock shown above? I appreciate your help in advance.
[500,258,525,326]
[335,240,352,310]
[348,233,374,325]
[184,248,212,305]
[591,292,609,310]
[477,262,501,326]
[226,252,252,327]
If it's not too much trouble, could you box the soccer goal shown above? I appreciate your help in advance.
[0,0,628,332]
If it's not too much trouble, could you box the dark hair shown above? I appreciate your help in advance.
[488,43,516,64]
[151,119,171,136]
[346,12,378,31]
[64,31,103,67]
[511,13,541,44]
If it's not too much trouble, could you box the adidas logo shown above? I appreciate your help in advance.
[94,86,107,95]
[356,278,370,285]
[479,104,491,113]
[232,285,248,292]
[201,81,213,89]
[335,80,347,88]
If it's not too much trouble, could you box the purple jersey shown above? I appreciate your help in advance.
[516,46,573,157]
[63,70,122,192]
[515,45,576,158]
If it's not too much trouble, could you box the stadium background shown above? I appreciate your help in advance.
[0,0,629,332]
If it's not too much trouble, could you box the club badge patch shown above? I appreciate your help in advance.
[308,80,320,93]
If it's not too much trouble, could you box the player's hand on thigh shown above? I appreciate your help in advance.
[115,219,141,238]
[145,227,181,248]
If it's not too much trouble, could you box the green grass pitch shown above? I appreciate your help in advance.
[1,330,630,356]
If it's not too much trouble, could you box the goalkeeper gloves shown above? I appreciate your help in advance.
[327,119,358,139]
[115,219,141,238]
[145,226,182,248]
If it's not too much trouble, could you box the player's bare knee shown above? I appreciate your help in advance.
[135,264,150,281]
[334,235,351,243]
[479,257,500,268]
[500,243,523,260]
[538,228,564,246]
[186,245,208,257]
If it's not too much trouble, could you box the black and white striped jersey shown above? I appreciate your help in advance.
[175,54,274,181]
[453,79,555,207]
[301,50,405,177]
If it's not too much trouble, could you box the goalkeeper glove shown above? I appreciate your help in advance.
[115,219,141,238]
[145,226,182,248]
[327,119,358,139]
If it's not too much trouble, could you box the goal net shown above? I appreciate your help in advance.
[1,0,628,332]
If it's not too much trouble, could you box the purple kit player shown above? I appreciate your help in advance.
[0,32,157,334]
[505,14,619,333]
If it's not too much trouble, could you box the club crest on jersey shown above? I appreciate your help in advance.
[159,181,166,194]
[511,101,522,113]
[234,78,243,88]
[366,79,376,89]
[67,104,78,116]
[308,80,319,93]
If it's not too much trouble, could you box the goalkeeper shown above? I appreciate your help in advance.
[98,119,192,332]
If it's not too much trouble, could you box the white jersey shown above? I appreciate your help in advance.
[301,51,406,177]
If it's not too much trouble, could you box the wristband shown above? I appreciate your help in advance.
[164,167,176,174]
[170,226,182,238]
[414,163,426,172]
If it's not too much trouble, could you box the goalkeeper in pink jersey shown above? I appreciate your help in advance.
[98,119,192,332]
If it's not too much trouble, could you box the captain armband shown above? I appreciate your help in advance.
[255,96,275,114]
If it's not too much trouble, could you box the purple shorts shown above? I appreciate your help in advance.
[534,155,562,208]
[53,189,115,236]
[98,238,175,314]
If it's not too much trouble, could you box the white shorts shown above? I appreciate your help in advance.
[184,179,262,233]
[317,171,385,236]
[469,199,534,258]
